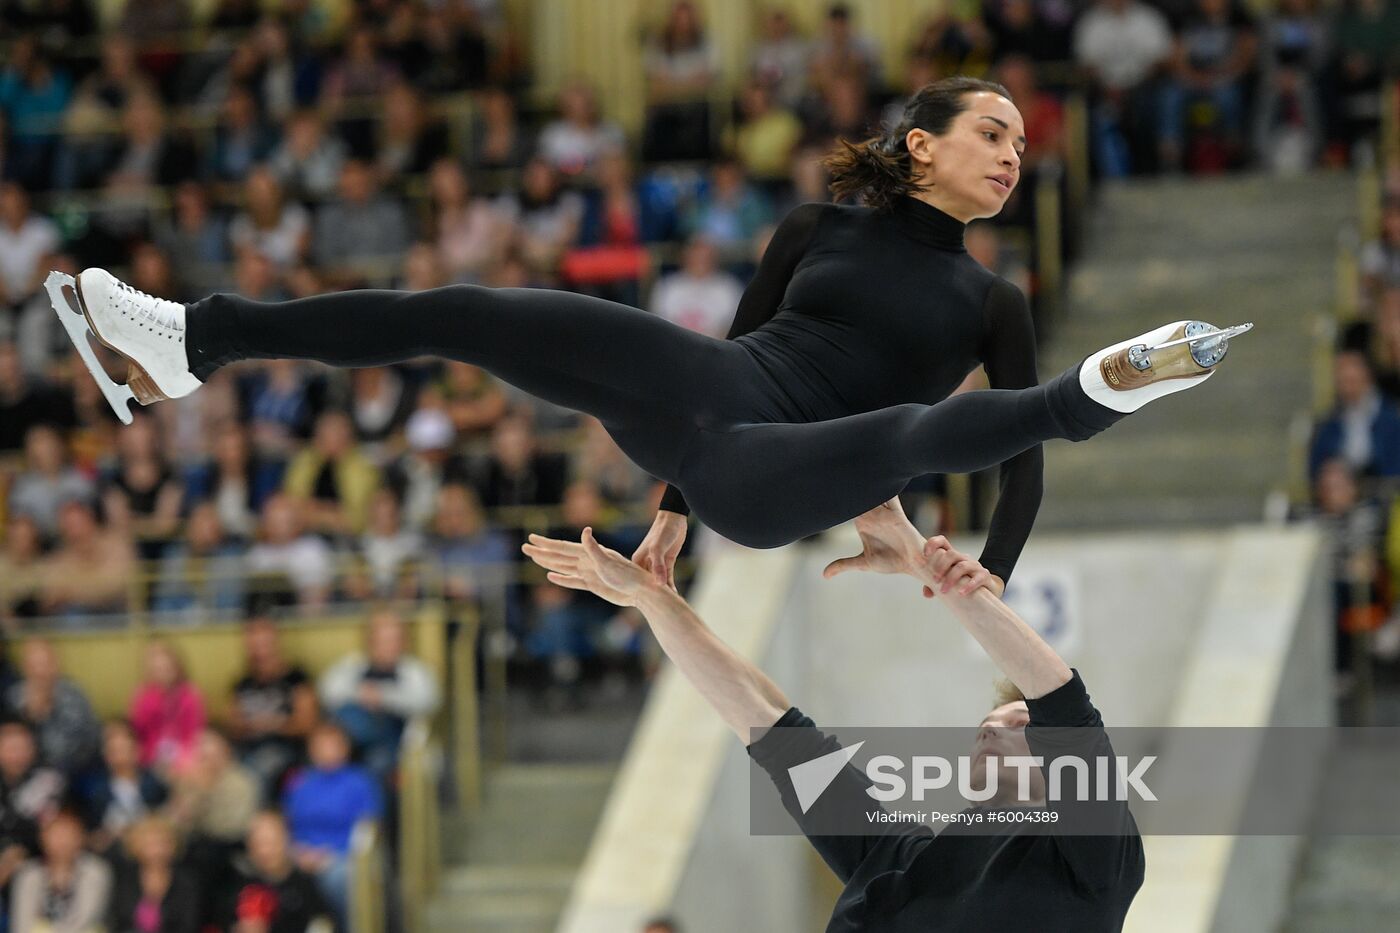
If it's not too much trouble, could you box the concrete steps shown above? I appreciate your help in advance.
[1034,172,1356,529]
[425,764,617,933]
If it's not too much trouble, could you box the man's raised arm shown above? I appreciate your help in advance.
[522,529,790,742]
[822,498,1071,699]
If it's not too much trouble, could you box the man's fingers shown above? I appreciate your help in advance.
[941,559,980,593]
[822,555,867,579]
[545,571,592,592]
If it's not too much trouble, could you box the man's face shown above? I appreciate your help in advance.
[0,726,35,777]
[968,701,1045,802]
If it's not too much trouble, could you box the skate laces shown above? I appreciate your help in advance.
[116,280,183,332]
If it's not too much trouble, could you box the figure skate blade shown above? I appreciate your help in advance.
[46,270,135,425]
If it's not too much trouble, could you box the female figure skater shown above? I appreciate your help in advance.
[59,78,1248,594]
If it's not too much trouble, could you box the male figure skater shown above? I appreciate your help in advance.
[523,499,1142,931]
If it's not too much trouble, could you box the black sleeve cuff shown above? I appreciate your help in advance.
[659,484,691,516]
[1025,669,1101,729]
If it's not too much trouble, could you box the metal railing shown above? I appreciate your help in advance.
[349,819,387,933]
[398,719,445,933]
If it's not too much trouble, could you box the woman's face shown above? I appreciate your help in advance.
[144,646,179,687]
[42,817,83,863]
[132,823,176,866]
[911,92,1024,221]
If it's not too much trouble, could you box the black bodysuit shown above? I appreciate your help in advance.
[185,197,1120,581]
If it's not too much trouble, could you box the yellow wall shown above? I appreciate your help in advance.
[22,607,448,722]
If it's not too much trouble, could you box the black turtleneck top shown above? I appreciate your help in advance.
[661,197,1043,584]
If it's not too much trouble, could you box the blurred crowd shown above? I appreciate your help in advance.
[0,0,1396,707]
[0,607,439,932]
[1308,170,1400,696]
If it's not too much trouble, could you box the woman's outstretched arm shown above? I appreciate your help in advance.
[976,277,1045,588]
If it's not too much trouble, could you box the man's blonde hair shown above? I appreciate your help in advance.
[993,677,1026,708]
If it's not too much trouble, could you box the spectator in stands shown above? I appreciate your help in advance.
[575,417,656,507]
[393,1,490,94]
[269,109,349,203]
[682,161,773,252]
[1073,0,1174,176]
[501,157,585,274]
[152,182,230,298]
[10,424,95,539]
[995,55,1066,174]
[100,414,185,557]
[383,402,467,534]
[36,500,135,619]
[129,643,206,775]
[650,237,744,338]
[1310,348,1400,479]
[983,0,1072,65]
[750,8,809,109]
[215,811,331,933]
[809,3,883,96]
[283,410,381,539]
[164,729,260,850]
[10,810,111,933]
[186,423,284,543]
[127,243,187,308]
[319,609,440,778]
[6,640,100,776]
[429,483,514,607]
[474,414,569,509]
[530,480,643,687]
[907,13,991,81]
[725,82,804,186]
[539,81,627,178]
[243,360,317,457]
[440,361,509,439]
[98,92,195,196]
[80,721,167,855]
[1369,287,1400,397]
[0,37,72,191]
[965,222,1031,295]
[1312,458,1386,675]
[0,344,69,452]
[563,151,657,304]
[204,85,278,187]
[320,26,401,157]
[0,515,44,624]
[282,721,382,922]
[1360,197,1400,311]
[151,502,248,617]
[347,367,415,448]
[642,0,719,161]
[468,86,533,172]
[805,73,873,149]
[1158,0,1258,173]
[227,618,316,797]
[349,489,424,601]
[1328,0,1400,158]
[0,720,66,860]
[426,159,512,283]
[312,159,412,279]
[0,182,60,311]
[1254,63,1322,174]
[373,82,450,186]
[246,495,336,609]
[230,168,312,270]
[249,16,310,124]
[106,816,199,933]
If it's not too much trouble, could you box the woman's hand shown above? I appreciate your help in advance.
[525,528,661,607]
[919,538,1005,599]
[821,498,927,579]
[632,510,688,588]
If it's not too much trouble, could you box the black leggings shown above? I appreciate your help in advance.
[186,285,1121,548]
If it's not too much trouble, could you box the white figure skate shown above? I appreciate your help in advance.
[47,268,201,425]
[1080,320,1254,414]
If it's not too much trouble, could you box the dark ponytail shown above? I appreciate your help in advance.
[824,76,1011,212]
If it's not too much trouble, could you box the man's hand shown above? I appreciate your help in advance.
[918,538,1005,599]
[821,498,927,579]
[525,528,665,608]
[632,510,687,588]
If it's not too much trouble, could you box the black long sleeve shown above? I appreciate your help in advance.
[659,203,828,515]
[976,277,1044,585]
